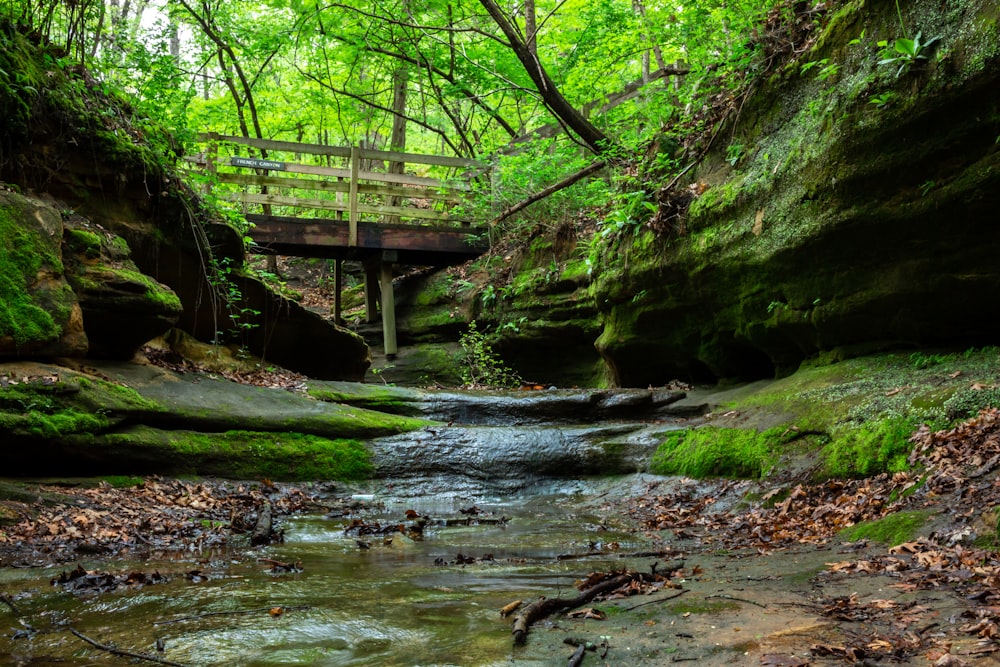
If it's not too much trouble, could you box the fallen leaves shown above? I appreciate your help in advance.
[0,478,314,565]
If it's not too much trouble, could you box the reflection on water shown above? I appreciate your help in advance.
[0,491,646,667]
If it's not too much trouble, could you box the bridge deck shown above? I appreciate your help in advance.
[246,214,487,265]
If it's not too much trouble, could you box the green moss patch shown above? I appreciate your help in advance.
[0,197,68,347]
[821,417,917,478]
[650,426,793,478]
[841,510,932,546]
[98,427,373,481]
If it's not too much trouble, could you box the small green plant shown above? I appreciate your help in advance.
[725,142,745,166]
[918,180,936,197]
[878,31,942,77]
[909,351,948,369]
[868,91,896,108]
[457,321,522,389]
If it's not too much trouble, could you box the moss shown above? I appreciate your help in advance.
[841,510,932,546]
[0,197,67,347]
[99,427,373,480]
[65,228,103,259]
[101,475,144,488]
[821,416,917,478]
[307,382,422,416]
[0,373,162,441]
[650,426,792,479]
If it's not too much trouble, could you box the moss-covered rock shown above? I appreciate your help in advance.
[656,347,1000,481]
[62,215,183,358]
[0,360,431,479]
[0,192,87,356]
[0,20,371,380]
[590,0,1000,386]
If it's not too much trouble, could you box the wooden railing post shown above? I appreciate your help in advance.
[349,146,360,247]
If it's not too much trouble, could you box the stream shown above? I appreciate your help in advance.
[0,389,697,666]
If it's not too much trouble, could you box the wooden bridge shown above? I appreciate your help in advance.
[186,133,490,355]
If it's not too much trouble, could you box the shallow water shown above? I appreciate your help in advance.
[0,490,647,666]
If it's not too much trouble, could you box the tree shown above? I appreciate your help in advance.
[477,0,615,155]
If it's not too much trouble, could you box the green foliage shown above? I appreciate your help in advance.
[457,321,522,389]
[878,32,942,77]
[207,257,260,346]
[841,510,931,546]
[650,426,790,479]
[821,417,918,478]
[942,387,1000,421]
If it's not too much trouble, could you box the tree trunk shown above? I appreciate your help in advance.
[478,0,614,155]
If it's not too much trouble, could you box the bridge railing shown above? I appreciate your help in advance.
[184,133,486,247]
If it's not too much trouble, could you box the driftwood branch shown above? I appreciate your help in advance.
[567,643,586,667]
[69,628,190,667]
[491,160,607,226]
[706,593,768,609]
[511,573,631,645]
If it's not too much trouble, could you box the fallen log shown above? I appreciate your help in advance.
[567,643,586,667]
[511,574,632,645]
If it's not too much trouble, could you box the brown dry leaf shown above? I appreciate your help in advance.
[269,607,284,617]
[567,607,607,620]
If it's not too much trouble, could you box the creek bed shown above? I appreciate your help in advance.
[0,489,650,666]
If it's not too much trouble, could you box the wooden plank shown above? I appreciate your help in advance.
[198,132,353,159]
[379,261,398,355]
[196,154,470,191]
[214,172,462,202]
[197,132,482,168]
[349,147,359,247]
[223,192,469,223]
[246,216,488,255]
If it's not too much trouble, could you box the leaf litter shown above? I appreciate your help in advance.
[0,478,316,567]
[623,407,1000,663]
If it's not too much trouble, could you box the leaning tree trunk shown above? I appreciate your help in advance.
[478,0,615,155]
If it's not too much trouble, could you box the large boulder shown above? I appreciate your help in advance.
[63,214,183,358]
[0,190,181,360]
[0,191,87,357]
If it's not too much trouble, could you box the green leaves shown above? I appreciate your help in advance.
[877,31,942,77]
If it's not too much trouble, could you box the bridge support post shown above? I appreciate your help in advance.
[379,254,398,357]
[364,265,379,324]
[333,259,343,324]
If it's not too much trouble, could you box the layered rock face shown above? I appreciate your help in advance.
[390,0,999,388]
[592,0,1000,385]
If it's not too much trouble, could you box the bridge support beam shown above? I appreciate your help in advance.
[379,261,397,357]
[364,265,379,324]
[333,259,343,324]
